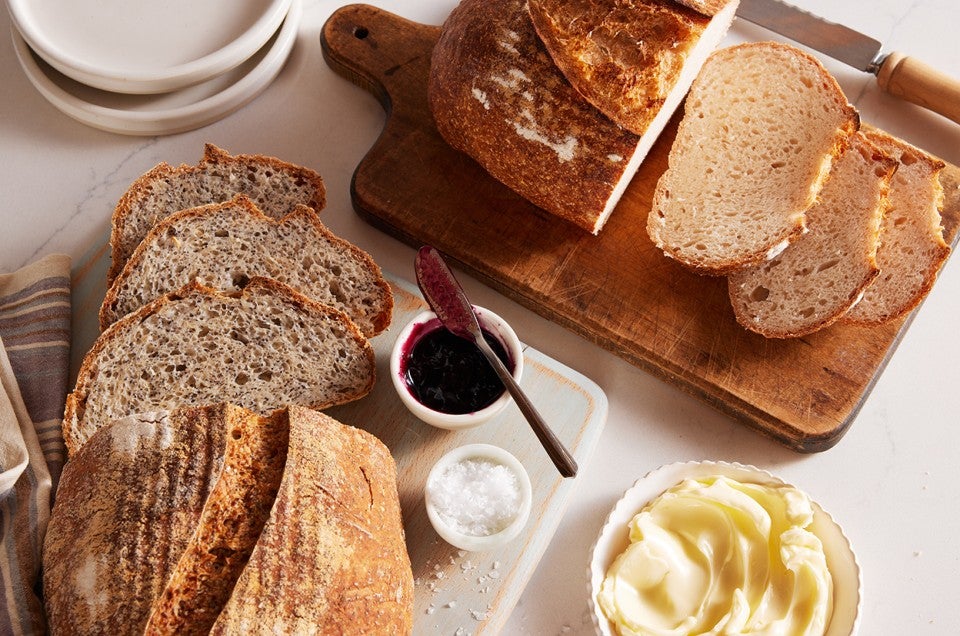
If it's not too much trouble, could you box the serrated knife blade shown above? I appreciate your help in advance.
[736,0,960,125]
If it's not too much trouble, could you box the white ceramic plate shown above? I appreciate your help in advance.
[588,461,862,636]
[10,0,301,137]
[7,0,291,94]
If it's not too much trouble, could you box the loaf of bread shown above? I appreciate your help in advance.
[44,404,281,633]
[63,277,375,456]
[210,406,413,634]
[647,42,860,274]
[44,404,413,635]
[728,132,896,337]
[108,144,326,285]
[429,0,646,234]
[843,129,951,324]
[527,0,738,135]
[100,195,393,337]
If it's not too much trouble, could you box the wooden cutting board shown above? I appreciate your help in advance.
[320,4,960,452]
[71,244,607,635]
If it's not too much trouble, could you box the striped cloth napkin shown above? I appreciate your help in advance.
[0,254,71,635]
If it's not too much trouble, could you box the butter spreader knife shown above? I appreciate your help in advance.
[737,0,960,125]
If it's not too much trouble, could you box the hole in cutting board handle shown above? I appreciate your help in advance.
[354,26,369,39]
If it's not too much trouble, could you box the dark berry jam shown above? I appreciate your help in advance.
[401,320,512,415]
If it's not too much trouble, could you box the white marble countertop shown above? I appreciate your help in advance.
[2,0,958,633]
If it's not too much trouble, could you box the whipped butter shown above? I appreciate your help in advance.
[598,476,833,636]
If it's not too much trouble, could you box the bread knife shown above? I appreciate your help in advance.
[737,0,960,125]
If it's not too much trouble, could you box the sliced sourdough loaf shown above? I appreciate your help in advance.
[63,277,374,456]
[108,144,326,285]
[728,132,896,338]
[429,0,644,234]
[647,42,860,274]
[843,129,951,324]
[527,0,738,135]
[44,404,286,634]
[100,195,393,337]
[210,406,414,634]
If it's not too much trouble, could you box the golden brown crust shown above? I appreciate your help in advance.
[528,0,712,135]
[210,406,414,635]
[64,278,375,456]
[99,195,393,336]
[108,144,327,285]
[428,0,642,234]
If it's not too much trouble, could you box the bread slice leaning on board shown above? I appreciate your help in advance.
[843,129,951,324]
[647,41,860,274]
[100,195,393,337]
[728,132,896,338]
[108,144,326,285]
[428,0,736,234]
[527,0,738,135]
[44,404,414,635]
[63,277,375,456]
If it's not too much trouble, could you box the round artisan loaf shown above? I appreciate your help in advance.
[63,277,375,456]
[647,41,860,274]
[728,132,896,338]
[109,144,326,285]
[100,195,392,337]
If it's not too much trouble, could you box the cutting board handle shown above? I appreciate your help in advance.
[321,4,440,115]
[877,51,960,126]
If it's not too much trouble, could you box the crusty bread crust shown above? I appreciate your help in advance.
[527,0,717,135]
[100,195,393,337]
[647,41,860,275]
[210,406,414,634]
[843,129,951,324]
[108,144,326,285]
[428,0,644,234]
[64,277,375,456]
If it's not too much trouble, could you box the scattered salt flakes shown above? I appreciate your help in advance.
[914,550,923,557]
[470,609,489,621]
[460,560,474,572]
[487,570,501,580]
[435,571,445,580]
[455,628,467,636]
[425,605,435,615]
[458,550,467,558]
[560,626,572,633]
[445,601,457,609]
[433,564,441,571]
[477,575,487,584]
[492,561,500,569]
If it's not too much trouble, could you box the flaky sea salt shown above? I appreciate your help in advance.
[428,458,522,536]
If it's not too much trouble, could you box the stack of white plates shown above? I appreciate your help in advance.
[7,0,302,135]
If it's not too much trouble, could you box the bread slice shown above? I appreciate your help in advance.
[100,195,393,337]
[647,42,860,274]
[728,132,896,338]
[527,0,738,135]
[210,406,414,635]
[429,0,645,234]
[108,144,326,285]
[843,129,951,324]
[63,277,374,456]
[44,404,284,634]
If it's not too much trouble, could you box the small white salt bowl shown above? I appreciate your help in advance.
[390,307,523,430]
[425,443,532,552]
[588,461,862,636]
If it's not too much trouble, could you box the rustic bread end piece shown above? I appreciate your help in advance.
[843,129,951,324]
[429,0,645,234]
[528,0,739,135]
[100,195,393,337]
[647,42,860,275]
[64,278,375,456]
[728,132,896,338]
[108,144,326,285]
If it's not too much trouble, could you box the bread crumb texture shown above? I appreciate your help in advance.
[648,42,859,274]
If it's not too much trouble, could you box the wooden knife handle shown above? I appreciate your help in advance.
[877,51,960,125]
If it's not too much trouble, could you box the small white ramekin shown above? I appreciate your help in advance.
[424,443,533,552]
[390,306,523,429]
[588,461,862,636]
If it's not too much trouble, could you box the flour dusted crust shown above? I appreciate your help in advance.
[429,0,644,234]
[210,406,414,634]
[109,144,326,285]
[843,129,951,324]
[728,132,896,338]
[527,0,737,135]
[63,277,375,456]
[100,195,393,337]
